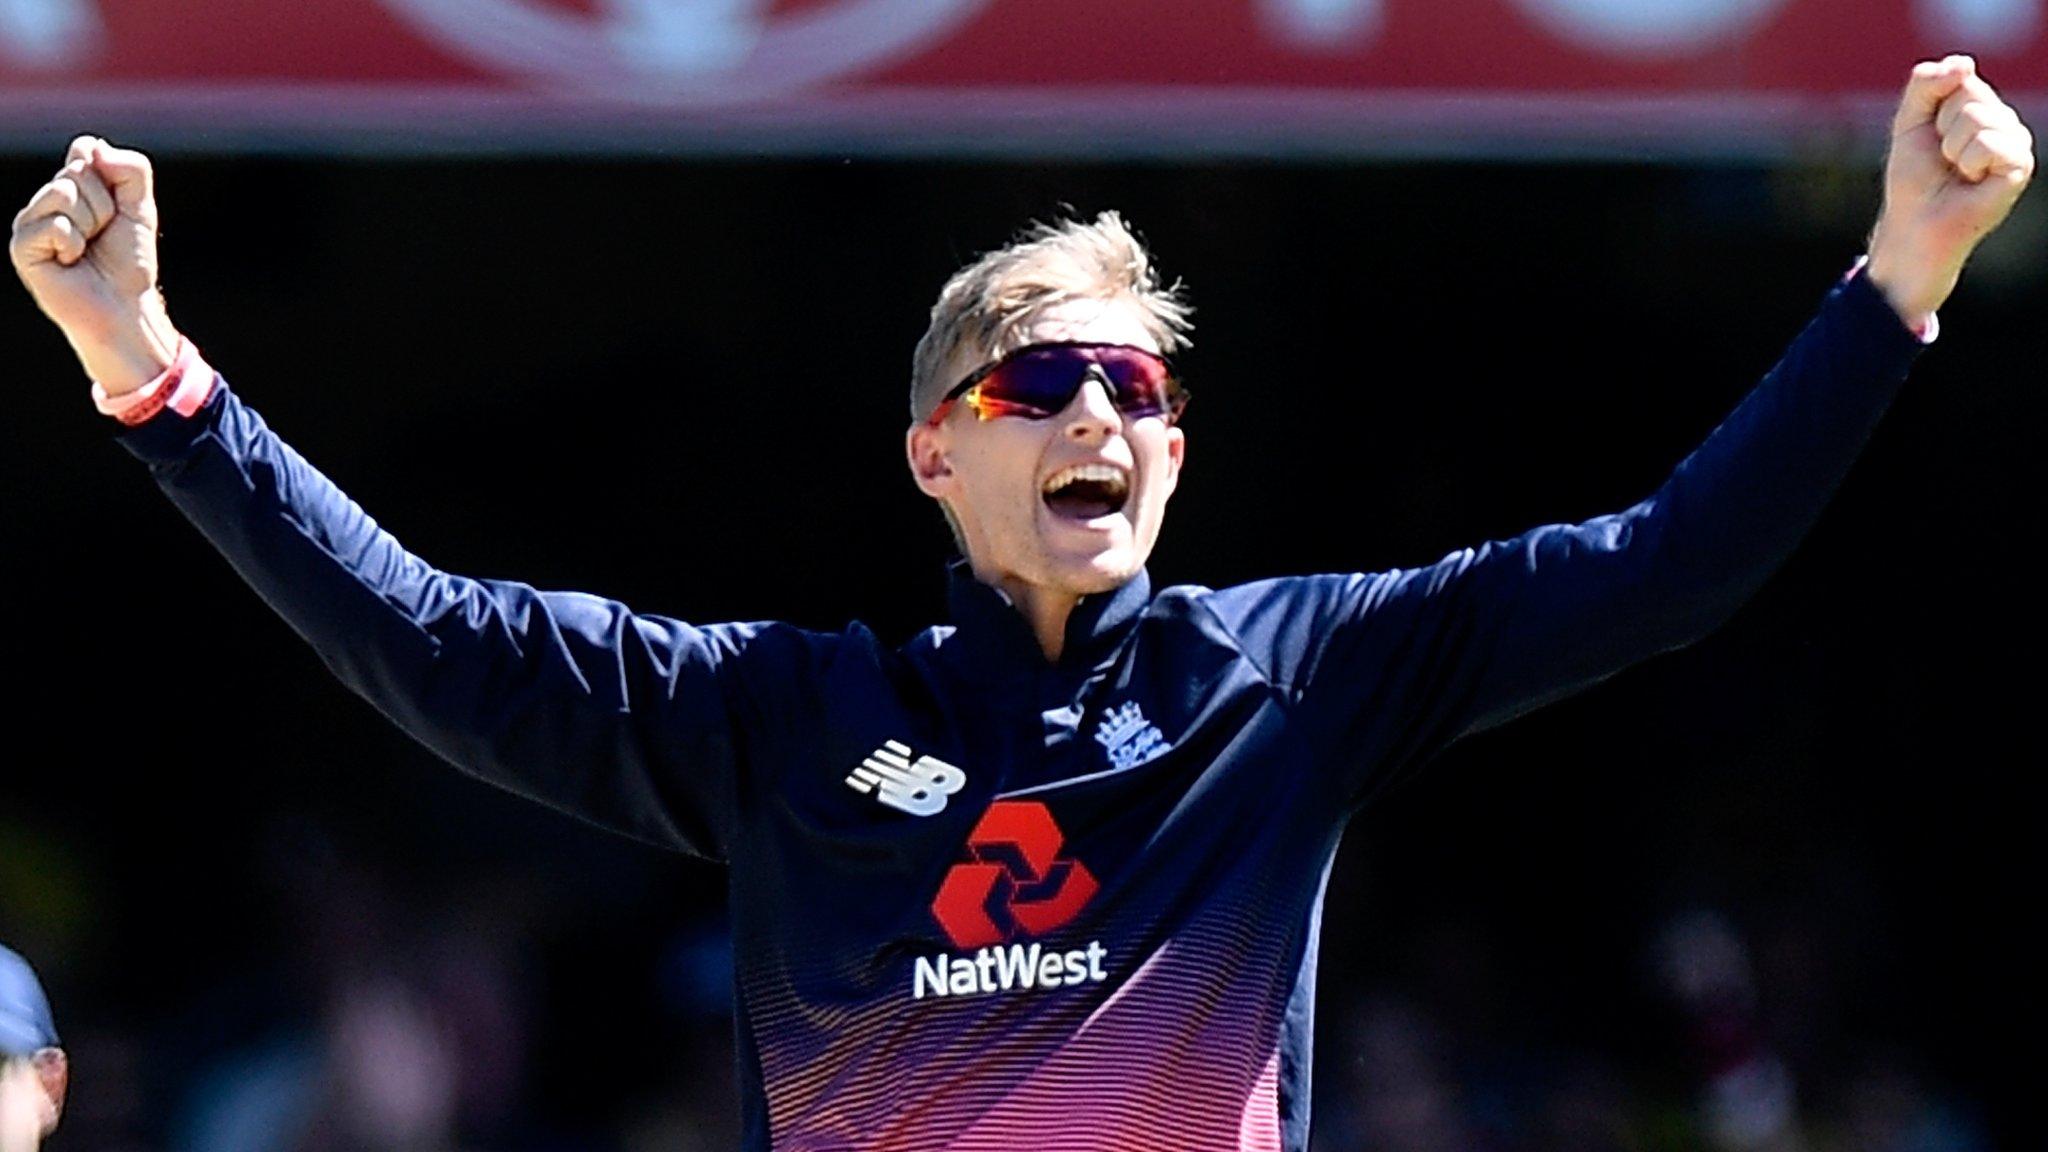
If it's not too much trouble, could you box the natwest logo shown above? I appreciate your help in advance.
[931,801,1097,949]
[914,801,1108,1000]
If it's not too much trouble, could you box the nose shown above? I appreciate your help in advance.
[1060,371,1122,443]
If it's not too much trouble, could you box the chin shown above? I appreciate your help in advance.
[1055,545,1142,593]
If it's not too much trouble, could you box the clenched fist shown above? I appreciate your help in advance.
[1867,56,2036,328]
[10,135,181,395]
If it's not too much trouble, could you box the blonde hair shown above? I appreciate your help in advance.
[909,211,1193,421]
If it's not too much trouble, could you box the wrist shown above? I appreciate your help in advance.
[71,293,178,397]
[93,335,212,426]
[1863,225,1964,329]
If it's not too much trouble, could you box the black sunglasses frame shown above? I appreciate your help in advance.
[927,341,1187,426]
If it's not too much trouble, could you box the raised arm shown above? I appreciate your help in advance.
[1227,59,2032,804]
[9,136,178,394]
[1863,56,2036,331]
[10,138,821,860]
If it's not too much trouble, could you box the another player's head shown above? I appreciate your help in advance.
[0,946,64,1152]
[906,212,1194,607]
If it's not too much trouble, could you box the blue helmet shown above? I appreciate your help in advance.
[0,945,58,1057]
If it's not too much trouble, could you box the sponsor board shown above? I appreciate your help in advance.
[4,0,2044,153]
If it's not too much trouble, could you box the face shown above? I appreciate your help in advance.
[907,296,1186,602]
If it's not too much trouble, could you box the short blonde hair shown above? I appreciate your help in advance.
[909,211,1193,421]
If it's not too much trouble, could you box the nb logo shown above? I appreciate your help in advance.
[846,740,967,817]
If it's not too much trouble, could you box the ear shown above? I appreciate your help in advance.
[905,421,955,499]
[33,1048,66,1131]
[1161,425,1186,498]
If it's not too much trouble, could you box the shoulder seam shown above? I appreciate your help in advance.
[1180,587,1294,695]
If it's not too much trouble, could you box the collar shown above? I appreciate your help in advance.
[942,560,1153,681]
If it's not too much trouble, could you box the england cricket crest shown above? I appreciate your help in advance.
[1095,702,1170,772]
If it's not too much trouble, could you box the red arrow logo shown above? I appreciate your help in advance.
[930,801,1098,950]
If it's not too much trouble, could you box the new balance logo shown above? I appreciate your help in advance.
[845,740,967,817]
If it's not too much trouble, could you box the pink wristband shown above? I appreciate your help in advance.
[92,338,217,426]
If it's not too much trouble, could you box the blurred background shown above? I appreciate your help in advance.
[2,3,2042,1150]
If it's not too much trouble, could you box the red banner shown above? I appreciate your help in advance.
[2,0,2044,153]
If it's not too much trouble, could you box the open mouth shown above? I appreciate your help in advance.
[1041,463,1132,522]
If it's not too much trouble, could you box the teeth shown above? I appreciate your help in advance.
[1043,463,1130,494]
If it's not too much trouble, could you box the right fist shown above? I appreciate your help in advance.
[10,135,179,394]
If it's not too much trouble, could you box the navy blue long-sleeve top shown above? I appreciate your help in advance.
[114,271,1925,1151]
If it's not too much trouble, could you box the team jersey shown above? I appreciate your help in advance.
[113,271,1923,1150]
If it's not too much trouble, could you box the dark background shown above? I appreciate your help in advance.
[0,152,2038,1150]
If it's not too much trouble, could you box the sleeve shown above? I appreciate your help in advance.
[113,375,822,861]
[1211,269,1929,808]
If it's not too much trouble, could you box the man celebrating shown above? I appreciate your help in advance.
[10,57,2031,1151]
[0,946,66,1152]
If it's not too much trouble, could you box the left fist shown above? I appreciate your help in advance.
[1866,55,2034,325]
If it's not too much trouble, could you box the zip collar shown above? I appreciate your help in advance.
[941,561,1152,681]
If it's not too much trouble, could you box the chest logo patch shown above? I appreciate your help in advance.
[846,740,967,816]
[930,800,1099,950]
[913,801,1109,999]
[1095,701,1171,771]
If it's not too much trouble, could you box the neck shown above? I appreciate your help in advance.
[1014,585,1080,662]
[971,563,1080,662]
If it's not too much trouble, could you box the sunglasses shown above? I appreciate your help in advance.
[926,341,1188,426]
